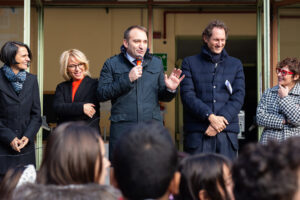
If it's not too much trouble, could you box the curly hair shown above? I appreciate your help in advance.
[232,137,300,200]
[277,57,300,81]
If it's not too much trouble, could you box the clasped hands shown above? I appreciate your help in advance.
[129,66,185,89]
[205,114,228,137]
[10,136,29,152]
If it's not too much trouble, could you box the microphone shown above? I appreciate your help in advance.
[136,56,142,66]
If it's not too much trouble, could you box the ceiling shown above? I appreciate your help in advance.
[0,0,299,8]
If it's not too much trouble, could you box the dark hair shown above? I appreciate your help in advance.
[37,122,103,185]
[232,138,300,200]
[0,41,32,66]
[123,25,148,41]
[277,57,300,81]
[13,183,121,200]
[202,20,228,42]
[112,121,178,200]
[175,153,232,200]
[0,166,25,199]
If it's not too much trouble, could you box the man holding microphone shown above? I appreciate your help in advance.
[97,25,184,160]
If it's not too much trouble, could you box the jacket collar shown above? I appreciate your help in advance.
[201,44,228,63]
[120,45,152,66]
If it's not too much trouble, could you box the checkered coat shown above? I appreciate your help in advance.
[257,82,300,144]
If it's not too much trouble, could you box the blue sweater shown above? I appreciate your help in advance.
[180,46,245,133]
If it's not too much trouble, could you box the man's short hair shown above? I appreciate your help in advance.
[123,25,148,41]
[202,20,228,42]
[112,121,178,200]
[232,137,300,200]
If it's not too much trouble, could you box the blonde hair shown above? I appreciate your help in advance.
[60,49,91,81]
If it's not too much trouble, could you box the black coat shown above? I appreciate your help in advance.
[0,68,42,175]
[53,76,100,133]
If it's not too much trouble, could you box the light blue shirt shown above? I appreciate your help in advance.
[126,53,143,66]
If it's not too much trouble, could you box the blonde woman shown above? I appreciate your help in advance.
[53,49,100,133]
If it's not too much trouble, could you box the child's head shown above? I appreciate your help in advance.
[233,138,300,200]
[37,122,110,185]
[0,165,36,199]
[112,121,179,200]
[176,153,233,200]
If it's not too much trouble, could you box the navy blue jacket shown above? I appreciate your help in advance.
[97,46,175,124]
[180,46,245,134]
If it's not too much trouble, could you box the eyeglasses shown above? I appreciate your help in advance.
[276,68,294,76]
[67,63,84,70]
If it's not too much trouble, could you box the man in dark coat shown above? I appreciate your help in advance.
[97,25,184,160]
[180,20,245,160]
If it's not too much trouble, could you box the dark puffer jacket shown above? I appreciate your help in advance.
[97,46,175,123]
[180,46,245,134]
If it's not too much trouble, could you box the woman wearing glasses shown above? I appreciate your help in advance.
[257,57,300,144]
[53,49,100,133]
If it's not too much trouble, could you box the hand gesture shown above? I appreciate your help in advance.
[164,68,185,90]
[208,114,228,133]
[129,65,143,82]
[10,137,22,152]
[278,84,289,98]
[205,125,218,136]
[19,136,29,150]
[84,103,96,118]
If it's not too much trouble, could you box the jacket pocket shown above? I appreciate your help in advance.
[113,67,130,80]
[145,65,161,73]
[109,114,129,122]
[152,107,162,121]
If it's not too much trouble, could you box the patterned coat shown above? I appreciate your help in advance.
[257,82,300,144]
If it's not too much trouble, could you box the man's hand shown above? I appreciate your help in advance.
[278,84,289,98]
[208,114,228,133]
[19,136,29,150]
[83,103,96,118]
[129,65,143,82]
[164,68,185,90]
[205,125,218,136]
[10,137,22,152]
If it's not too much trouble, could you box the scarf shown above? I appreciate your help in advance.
[203,44,223,63]
[2,65,26,94]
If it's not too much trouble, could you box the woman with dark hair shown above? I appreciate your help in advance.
[175,153,234,200]
[0,165,36,199]
[0,41,41,179]
[257,57,300,144]
[53,49,100,133]
[37,122,110,185]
